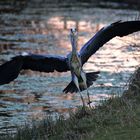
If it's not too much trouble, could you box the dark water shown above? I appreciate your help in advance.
[0,1,140,134]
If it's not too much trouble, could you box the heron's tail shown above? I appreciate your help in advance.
[63,71,100,93]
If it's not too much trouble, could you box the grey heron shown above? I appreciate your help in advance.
[0,20,140,109]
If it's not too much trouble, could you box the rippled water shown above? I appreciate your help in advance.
[0,1,140,134]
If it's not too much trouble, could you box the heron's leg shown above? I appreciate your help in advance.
[80,71,91,108]
[78,90,86,108]
[74,76,86,109]
[86,89,92,108]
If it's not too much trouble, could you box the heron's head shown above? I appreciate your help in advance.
[70,28,78,49]
[70,28,77,38]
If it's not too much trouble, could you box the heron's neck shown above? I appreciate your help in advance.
[71,37,77,54]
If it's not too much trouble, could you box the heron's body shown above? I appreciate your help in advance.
[68,28,90,106]
[69,50,87,91]
[1,20,140,108]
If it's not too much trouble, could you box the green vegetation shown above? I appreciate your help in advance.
[1,67,140,140]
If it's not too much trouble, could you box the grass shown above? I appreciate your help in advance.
[1,67,140,140]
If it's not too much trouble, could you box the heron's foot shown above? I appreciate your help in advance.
[87,100,92,105]
[87,100,92,109]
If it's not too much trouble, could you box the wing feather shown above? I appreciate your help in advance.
[22,54,69,72]
[0,54,69,85]
[80,21,140,64]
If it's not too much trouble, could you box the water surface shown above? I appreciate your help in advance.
[0,1,140,134]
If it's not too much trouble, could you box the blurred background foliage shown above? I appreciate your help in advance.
[0,0,140,13]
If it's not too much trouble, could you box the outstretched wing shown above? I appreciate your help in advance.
[0,54,69,85]
[80,20,140,64]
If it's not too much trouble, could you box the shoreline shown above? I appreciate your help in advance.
[1,67,140,140]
